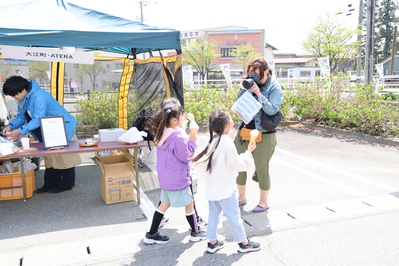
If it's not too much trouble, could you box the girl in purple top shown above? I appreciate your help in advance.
[143,101,206,244]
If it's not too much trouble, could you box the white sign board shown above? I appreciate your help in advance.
[1,45,94,64]
[376,63,384,77]
[40,116,69,149]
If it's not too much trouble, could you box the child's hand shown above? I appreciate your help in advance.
[189,132,198,142]
[247,141,256,152]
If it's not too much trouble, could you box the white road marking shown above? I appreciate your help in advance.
[273,157,367,196]
[275,147,397,192]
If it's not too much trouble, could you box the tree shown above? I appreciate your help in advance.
[74,67,86,92]
[0,60,13,81]
[374,0,398,62]
[355,0,399,72]
[78,61,103,91]
[182,36,220,83]
[28,61,50,83]
[231,44,262,73]
[302,14,360,72]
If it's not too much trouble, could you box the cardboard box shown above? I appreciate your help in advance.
[96,154,134,204]
[0,170,35,200]
[98,128,126,142]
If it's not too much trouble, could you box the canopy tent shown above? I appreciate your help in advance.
[0,0,181,55]
[0,0,183,129]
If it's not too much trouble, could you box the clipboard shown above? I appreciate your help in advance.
[40,116,69,150]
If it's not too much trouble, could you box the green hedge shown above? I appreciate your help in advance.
[284,75,399,138]
[74,77,399,138]
[75,91,138,132]
[183,85,239,126]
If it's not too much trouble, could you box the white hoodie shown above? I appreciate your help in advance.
[204,134,254,201]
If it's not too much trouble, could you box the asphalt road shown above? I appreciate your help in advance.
[1,126,399,265]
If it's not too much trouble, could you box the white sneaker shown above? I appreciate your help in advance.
[189,216,207,231]
[189,228,206,242]
[206,240,225,253]
[143,232,169,245]
[158,217,169,229]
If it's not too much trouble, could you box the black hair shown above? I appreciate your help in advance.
[191,108,231,173]
[146,100,184,144]
[3,76,30,96]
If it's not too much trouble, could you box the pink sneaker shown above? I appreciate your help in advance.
[238,199,247,206]
[252,205,269,212]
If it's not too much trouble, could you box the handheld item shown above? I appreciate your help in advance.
[249,130,259,145]
[187,113,198,134]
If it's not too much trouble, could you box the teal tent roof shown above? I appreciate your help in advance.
[0,0,181,56]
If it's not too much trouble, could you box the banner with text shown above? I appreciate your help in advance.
[317,57,330,78]
[268,60,275,78]
[376,63,384,77]
[220,63,232,87]
[183,65,193,87]
[1,45,94,64]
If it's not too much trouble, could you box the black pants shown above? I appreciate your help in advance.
[43,167,75,188]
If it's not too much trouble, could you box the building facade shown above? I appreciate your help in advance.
[180,26,276,85]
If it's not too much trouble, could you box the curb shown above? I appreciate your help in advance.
[300,122,399,148]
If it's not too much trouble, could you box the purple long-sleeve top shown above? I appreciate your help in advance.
[156,130,197,191]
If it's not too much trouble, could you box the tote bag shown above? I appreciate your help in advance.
[231,91,262,124]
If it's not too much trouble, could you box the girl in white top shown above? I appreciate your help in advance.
[191,108,261,253]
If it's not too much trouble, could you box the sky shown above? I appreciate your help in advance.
[7,0,360,53]
[67,0,360,53]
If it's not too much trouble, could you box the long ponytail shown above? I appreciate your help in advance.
[190,108,230,173]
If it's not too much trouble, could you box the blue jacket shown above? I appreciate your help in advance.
[237,77,284,132]
[8,80,78,141]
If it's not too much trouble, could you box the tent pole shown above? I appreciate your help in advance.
[50,62,65,105]
[117,58,134,130]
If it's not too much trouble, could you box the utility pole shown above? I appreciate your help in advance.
[356,0,364,80]
[138,1,156,23]
[390,25,397,75]
[364,0,375,85]
[139,1,145,23]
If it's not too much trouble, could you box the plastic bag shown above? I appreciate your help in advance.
[23,158,37,172]
[118,127,147,144]
[1,160,13,173]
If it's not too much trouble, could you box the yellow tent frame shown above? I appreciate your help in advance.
[1,54,182,130]
[50,54,182,130]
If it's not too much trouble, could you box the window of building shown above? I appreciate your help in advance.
[299,71,311,77]
[112,82,120,89]
[220,48,236,58]
[74,64,79,69]
[315,70,321,77]
[195,31,198,36]
[106,64,111,69]
[207,71,224,80]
